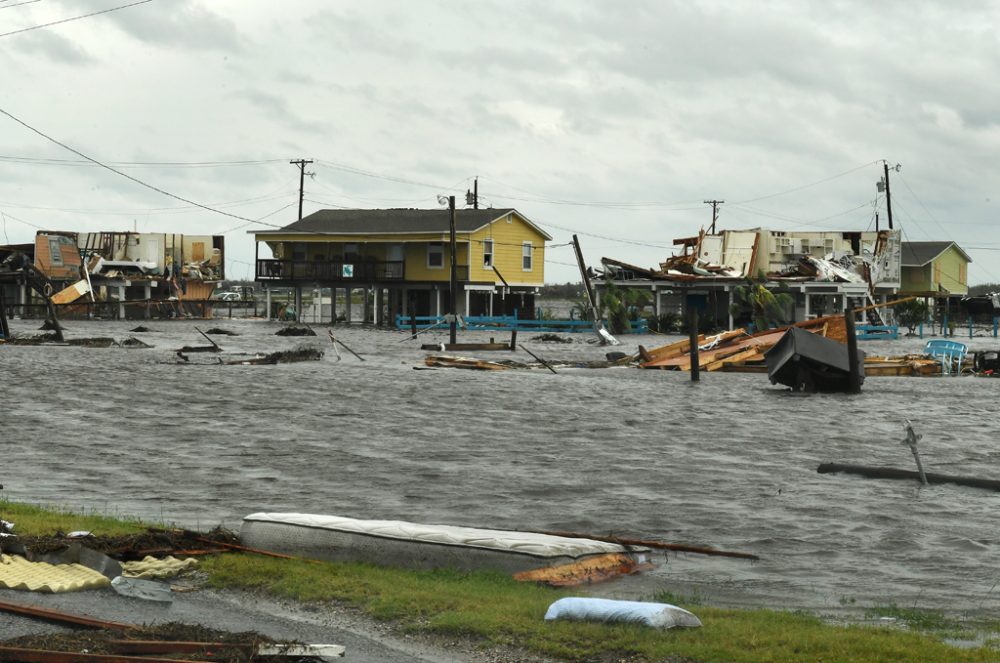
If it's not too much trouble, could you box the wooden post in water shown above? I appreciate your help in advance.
[845,310,861,394]
[510,329,517,351]
[902,419,928,485]
[688,308,700,381]
[0,288,9,338]
[411,314,418,338]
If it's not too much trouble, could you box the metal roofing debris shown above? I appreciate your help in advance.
[0,553,111,593]
[121,555,199,580]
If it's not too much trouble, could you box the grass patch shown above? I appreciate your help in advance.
[865,603,957,632]
[5,500,1000,662]
[200,554,1000,662]
[0,498,149,537]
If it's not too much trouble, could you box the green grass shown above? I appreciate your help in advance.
[0,499,150,537]
[5,499,1000,662]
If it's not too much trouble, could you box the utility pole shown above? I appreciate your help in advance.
[448,195,458,345]
[465,176,479,209]
[704,200,724,234]
[290,159,314,221]
[883,162,894,231]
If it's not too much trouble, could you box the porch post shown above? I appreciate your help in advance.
[464,287,470,318]
[804,292,810,319]
[727,286,733,330]
[265,288,272,321]
[144,283,152,320]
[294,286,302,323]
[434,286,441,317]
[118,285,126,320]
[346,288,353,324]
[19,283,26,318]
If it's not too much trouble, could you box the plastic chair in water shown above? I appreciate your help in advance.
[923,339,968,375]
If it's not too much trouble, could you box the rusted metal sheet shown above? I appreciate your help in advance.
[0,599,133,630]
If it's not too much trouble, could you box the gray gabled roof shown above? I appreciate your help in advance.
[253,208,552,240]
[901,241,972,266]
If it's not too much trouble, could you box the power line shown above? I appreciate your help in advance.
[0,154,286,168]
[0,0,42,10]
[0,0,152,38]
[0,104,286,229]
[730,161,880,205]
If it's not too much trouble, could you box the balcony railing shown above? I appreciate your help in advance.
[257,259,405,282]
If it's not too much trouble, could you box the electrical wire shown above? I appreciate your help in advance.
[0,154,286,168]
[0,104,286,229]
[0,0,42,10]
[0,0,151,38]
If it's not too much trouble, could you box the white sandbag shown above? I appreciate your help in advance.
[544,597,702,629]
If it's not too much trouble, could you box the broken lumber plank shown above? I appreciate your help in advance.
[817,463,1000,491]
[0,648,201,663]
[0,599,133,630]
[705,347,763,371]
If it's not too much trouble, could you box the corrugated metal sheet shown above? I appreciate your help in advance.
[0,553,111,593]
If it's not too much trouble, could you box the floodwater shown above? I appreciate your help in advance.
[4,317,1000,616]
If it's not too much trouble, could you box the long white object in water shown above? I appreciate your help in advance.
[240,513,645,574]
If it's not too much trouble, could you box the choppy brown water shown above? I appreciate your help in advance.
[4,318,1000,614]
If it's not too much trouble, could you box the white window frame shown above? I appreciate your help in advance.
[521,241,533,272]
[427,242,444,269]
[483,239,494,268]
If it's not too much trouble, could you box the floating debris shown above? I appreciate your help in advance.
[532,333,573,344]
[129,325,155,333]
[275,325,315,336]
[177,345,221,353]
[226,348,323,365]
[120,337,152,349]
[204,328,239,336]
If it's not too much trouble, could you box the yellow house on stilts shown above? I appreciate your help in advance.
[251,208,551,324]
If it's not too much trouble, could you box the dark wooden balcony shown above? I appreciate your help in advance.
[256,259,405,282]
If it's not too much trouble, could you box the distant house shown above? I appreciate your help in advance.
[601,227,902,329]
[899,241,971,298]
[251,208,551,323]
[26,230,226,318]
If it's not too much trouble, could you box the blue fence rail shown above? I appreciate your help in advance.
[856,324,899,340]
[394,314,648,334]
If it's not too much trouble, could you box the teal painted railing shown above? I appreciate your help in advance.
[394,314,648,334]
[856,324,899,340]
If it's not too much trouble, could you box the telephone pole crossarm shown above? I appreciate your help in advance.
[703,200,725,234]
[290,159,314,221]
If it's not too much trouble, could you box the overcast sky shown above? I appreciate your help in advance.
[2,0,999,285]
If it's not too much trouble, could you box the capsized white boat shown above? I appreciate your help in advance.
[240,513,652,585]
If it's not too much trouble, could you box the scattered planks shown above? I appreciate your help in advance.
[817,463,1000,492]
[423,355,510,371]
[639,315,848,371]
[420,342,512,352]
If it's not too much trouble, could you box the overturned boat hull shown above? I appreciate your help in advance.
[240,513,651,584]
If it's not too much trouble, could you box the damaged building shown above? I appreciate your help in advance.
[5,231,225,319]
[600,227,903,329]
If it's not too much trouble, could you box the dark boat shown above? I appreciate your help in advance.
[764,326,865,392]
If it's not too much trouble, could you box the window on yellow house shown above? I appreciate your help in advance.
[427,242,444,269]
[522,242,533,271]
[483,239,493,267]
